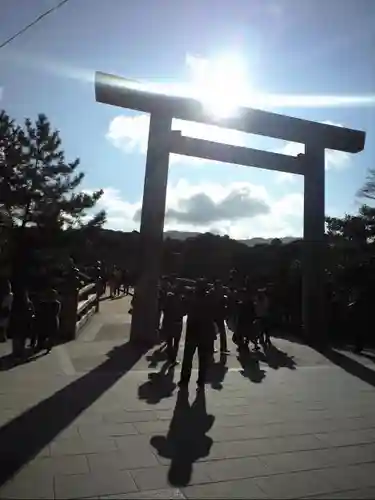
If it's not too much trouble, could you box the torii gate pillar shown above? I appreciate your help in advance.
[131,112,172,344]
[94,71,365,346]
[133,137,327,344]
[303,145,326,342]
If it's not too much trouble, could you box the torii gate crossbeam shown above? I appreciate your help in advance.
[95,71,365,345]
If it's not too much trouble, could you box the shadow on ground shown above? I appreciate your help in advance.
[358,351,375,364]
[236,342,296,384]
[263,343,297,370]
[138,361,176,404]
[275,330,375,389]
[0,340,149,487]
[316,345,375,389]
[150,388,215,487]
[146,344,168,368]
[237,346,266,383]
[0,348,49,372]
[206,353,229,390]
[259,334,375,390]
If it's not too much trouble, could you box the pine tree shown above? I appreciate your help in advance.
[0,111,105,230]
[1,111,106,281]
[357,168,375,201]
[0,110,24,215]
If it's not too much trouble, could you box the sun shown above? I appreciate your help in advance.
[187,53,250,119]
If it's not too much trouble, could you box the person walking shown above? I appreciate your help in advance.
[162,290,185,365]
[179,279,216,389]
[33,286,61,353]
[254,288,271,348]
[10,287,34,358]
[212,280,230,355]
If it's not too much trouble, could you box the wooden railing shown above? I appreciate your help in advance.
[60,278,101,341]
[76,281,100,333]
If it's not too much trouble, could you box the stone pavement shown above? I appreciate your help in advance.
[1,295,375,499]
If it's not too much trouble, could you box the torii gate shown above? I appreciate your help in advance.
[95,71,365,344]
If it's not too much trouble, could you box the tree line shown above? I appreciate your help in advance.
[1,110,374,343]
[0,110,106,284]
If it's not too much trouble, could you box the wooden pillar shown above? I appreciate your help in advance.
[59,286,79,341]
[130,112,172,344]
[302,145,326,342]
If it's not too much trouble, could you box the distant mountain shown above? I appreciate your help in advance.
[238,236,298,247]
[164,231,201,240]
[164,231,298,247]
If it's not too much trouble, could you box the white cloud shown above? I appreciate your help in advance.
[107,112,351,181]
[106,113,247,166]
[93,187,141,232]
[274,121,351,184]
[163,180,303,240]
[166,191,268,225]
[159,182,269,226]
[279,139,350,171]
[0,87,3,101]
[92,181,303,240]
[106,115,149,155]
[275,172,297,184]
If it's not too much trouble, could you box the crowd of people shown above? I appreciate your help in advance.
[1,257,371,372]
[106,266,132,299]
[0,259,98,360]
[146,269,373,387]
[147,275,273,389]
[0,277,61,359]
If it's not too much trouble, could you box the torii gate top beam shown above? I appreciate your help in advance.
[95,71,365,154]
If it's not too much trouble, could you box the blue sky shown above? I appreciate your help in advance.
[1,0,374,238]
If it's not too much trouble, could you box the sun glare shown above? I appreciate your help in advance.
[188,53,250,119]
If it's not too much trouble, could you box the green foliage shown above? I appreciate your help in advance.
[326,161,375,247]
[0,110,105,230]
[325,213,367,245]
[357,168,375,201]
[323,164,375,294]
[1,110,106,281]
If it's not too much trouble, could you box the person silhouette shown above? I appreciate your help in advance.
[179,279,216,389]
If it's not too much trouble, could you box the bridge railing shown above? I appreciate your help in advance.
[59,277,101,341]
[76,281,100,332]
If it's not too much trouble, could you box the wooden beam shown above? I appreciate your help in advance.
[95,71,366,154]
[170,132,304,175]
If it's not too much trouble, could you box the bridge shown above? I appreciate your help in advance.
[1,294,375,499]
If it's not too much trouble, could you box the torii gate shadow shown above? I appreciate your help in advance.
[314,344,375,389]
[0,340,149,487]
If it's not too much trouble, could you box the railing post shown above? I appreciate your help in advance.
[59,284,79,341]
[95,278,100,313]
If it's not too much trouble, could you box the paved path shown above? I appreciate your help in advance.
[1,295,375,499]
